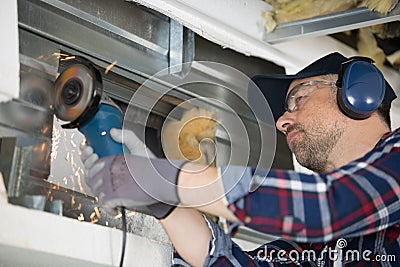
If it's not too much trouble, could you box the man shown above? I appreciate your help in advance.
[81,52,400,266]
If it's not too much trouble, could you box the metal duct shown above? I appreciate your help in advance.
[9,0,292,245]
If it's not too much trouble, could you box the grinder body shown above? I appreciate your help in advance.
[54,57,125,158]
[79,103,125,158]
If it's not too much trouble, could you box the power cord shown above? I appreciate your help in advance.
[119,207,127,267]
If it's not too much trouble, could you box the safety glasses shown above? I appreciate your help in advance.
[284,80,337,113]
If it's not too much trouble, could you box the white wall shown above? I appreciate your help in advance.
[0,0,19,102]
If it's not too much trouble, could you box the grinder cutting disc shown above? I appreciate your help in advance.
[54,58,102,128]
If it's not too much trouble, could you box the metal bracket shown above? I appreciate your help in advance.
[264,4,400,43]
[169,19,195,78]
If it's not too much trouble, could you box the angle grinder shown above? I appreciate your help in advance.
[54,56,125,158]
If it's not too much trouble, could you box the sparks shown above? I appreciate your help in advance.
[51,126,61,162]
[70,139,77,148]
[65,151,71,162]
[105,60,117,74]
[90,219,99,224]
[76,167,85,194]
[61,56,76,61]
[77,213,84,221]
[69,174,76,193]
[94,206,101,218]
[126,211,136,217]
[52,53,69,58]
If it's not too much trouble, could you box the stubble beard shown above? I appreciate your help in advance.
[288,121,344,173]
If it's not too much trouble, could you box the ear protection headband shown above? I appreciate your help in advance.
[336,56,386,120]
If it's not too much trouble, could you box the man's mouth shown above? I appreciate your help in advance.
[286,130,300,146]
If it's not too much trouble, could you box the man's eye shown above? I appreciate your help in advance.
[294,95,304,105]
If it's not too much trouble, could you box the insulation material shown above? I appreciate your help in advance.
[264,0,400,72]
[366,0,399,13]
[357,27,387,68]
[358,22,400,71]
[387,50,400,69]
[264,0,399,32]
[370,22,400,39]
[162,108,217,166]
[263,0,360,32]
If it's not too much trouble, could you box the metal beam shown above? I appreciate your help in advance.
[264,4,400,43]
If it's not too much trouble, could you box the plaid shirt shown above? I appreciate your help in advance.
[173,128,400,266]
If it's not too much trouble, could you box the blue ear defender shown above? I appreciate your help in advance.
[336,56,386,120]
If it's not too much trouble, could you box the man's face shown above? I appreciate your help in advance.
[276,76,347,172]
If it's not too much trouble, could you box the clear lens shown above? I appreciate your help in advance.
[285,80,336,112]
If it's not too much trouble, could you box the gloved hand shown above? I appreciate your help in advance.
[80,128,184,219]
[109,128,156,158]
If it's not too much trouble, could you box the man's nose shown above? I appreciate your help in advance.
[276,112,295,134]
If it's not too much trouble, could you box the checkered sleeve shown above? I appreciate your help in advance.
[225,128,400,243]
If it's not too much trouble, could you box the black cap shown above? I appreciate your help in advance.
[250,52,397,121]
